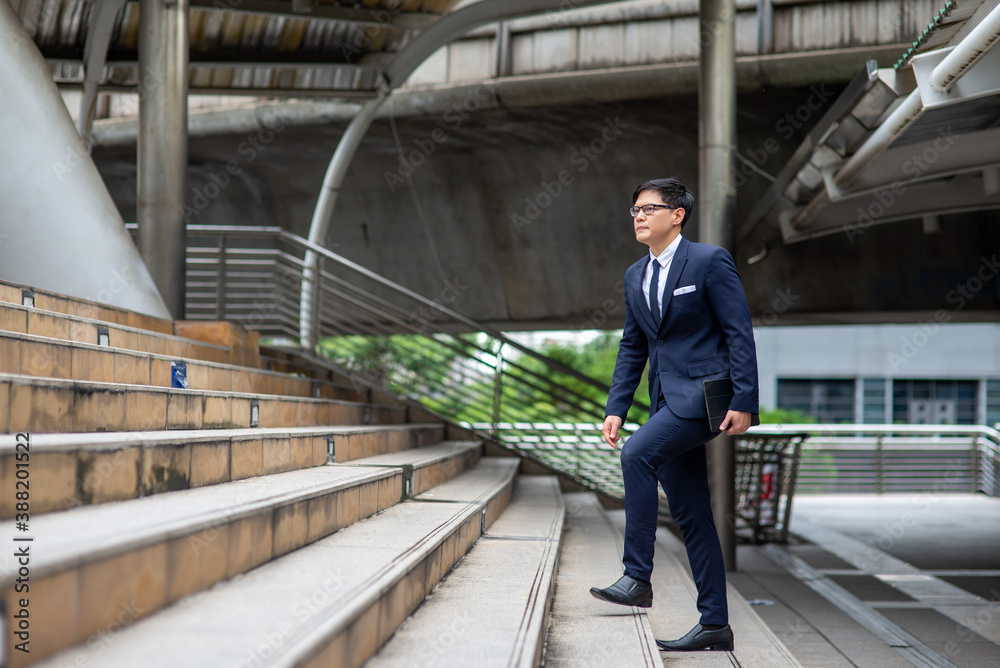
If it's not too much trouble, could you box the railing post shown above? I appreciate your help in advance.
[876,434,884,494]
[971,437,979,494]
[216,233,227,320]
[492,342,504,444]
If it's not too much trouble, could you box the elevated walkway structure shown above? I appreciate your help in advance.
[83,0,924,142]
[6,0,1000,330]
[0,277,799,667]
[742,0,1000,244]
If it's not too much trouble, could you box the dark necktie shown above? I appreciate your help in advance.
[649,259,661,328]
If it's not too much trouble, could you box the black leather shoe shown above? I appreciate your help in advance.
[656,624,734,651]
[589,575,653,608]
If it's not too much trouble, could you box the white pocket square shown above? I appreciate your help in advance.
[674,285,696,296]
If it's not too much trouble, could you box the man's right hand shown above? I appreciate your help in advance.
[602,415,624,448]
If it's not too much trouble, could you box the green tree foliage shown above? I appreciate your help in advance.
[320,330,822,430]
[318,331,644,426]
[509,332,650,424]
[758,407,815,424]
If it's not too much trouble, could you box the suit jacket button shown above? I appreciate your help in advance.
[657,340,663,345]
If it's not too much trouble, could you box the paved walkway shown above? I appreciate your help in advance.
[728,494,1000,668]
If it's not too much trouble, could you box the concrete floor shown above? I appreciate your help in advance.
[791,494,1000,572]
[727,494,1000,668]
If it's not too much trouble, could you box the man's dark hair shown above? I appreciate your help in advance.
[632,177,694,228]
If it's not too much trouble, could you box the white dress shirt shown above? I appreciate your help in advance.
[642,234,683,320]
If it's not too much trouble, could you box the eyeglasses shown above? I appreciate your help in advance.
[630,204,679,217]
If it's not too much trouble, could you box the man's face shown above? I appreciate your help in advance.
[633,189,684,248]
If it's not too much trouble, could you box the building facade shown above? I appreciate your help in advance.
[755,323,1000,426]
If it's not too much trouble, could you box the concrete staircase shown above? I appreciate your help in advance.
[0,279,799,667]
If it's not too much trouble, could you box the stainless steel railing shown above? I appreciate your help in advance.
[160,224,646,500]
[746,424,1000,497]
[157,225,1000,502]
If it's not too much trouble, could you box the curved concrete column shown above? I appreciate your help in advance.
[298,0,618,349]
[0,3,170,319]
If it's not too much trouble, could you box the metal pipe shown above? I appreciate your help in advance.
[138,0,190,319]
[790,89,924,229]
[699,0,738,571]
[792,5,1000,230]
[833,89,925,191]
[0,1,170,318]
[284,230,640,404]
[929,1,1000,92]
[299,87,391,350]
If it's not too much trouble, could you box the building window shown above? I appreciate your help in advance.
[985,380,1000,427]
[862,378,887,423]
[891,379,977,425]
[777,379,855,422]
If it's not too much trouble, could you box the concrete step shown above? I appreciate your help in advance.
[341,439,483,497]
[28,457,521,668]
[543,493,661,667]
[0,330,365,401]
[606,510,803,667]
[0,372,407,434]
[366,474,564,668]
[0,424,447,517]
[0,299,229,363]
[0,463,405,666]
[0,278,175,336]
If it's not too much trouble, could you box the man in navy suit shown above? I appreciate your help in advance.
[589,177,758,652]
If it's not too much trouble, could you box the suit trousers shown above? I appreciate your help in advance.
[619,400,728,626]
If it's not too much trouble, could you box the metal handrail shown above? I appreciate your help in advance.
[749,423,1000,496]
[167,224,643,499]
[166,225,1000,501]
[281,229,648,411]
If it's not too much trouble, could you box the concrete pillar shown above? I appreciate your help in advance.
[699,0,738,571]
[0,1,170,319]
[138,0,189,319]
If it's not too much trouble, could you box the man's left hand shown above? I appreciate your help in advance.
[718,410,751,435]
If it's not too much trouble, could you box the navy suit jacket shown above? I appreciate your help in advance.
[606,237,759,421]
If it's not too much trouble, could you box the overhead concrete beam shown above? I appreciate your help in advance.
[90,45,907,148]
